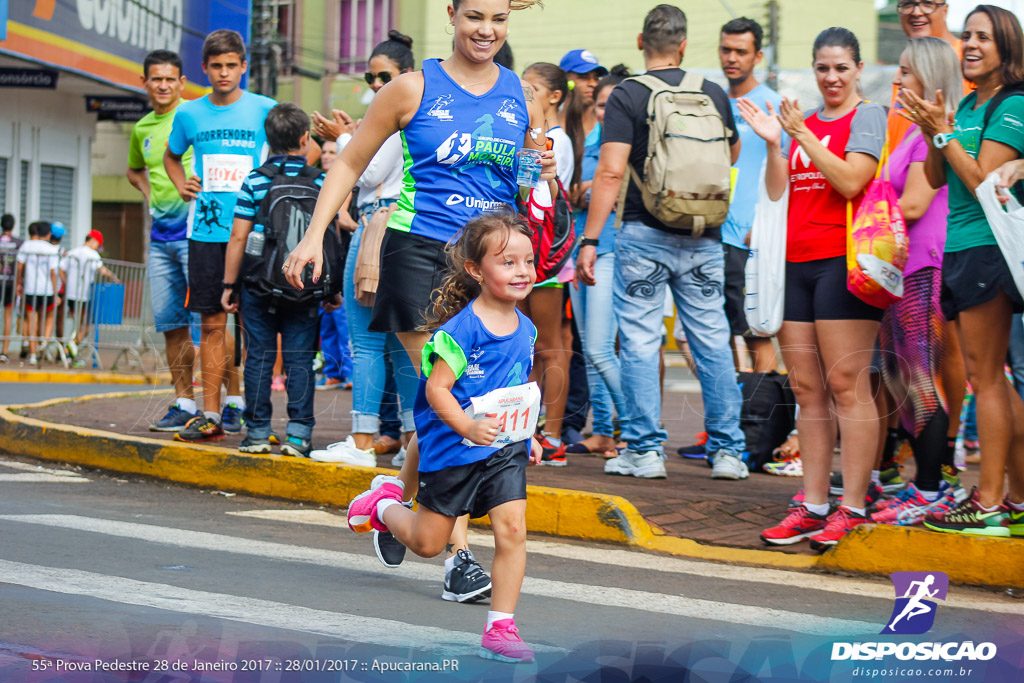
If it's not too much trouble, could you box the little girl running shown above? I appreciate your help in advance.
[345,211,542,664]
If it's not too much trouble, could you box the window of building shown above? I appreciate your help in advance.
[339,0,394,74]
[38,164,74,227]
[0,158,7,217]
[19,160,29,230]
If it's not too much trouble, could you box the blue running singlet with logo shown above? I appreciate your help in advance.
[389,59,529,244]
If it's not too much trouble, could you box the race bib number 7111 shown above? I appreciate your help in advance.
[461,382,541,448]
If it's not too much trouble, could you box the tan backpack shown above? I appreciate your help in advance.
[615,72,733,237]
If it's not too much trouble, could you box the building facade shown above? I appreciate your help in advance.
[0,1,250,259]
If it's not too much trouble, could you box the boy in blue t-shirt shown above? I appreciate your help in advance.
[165,29,276,443]
[220,103,336,458]
[719,18,781,374]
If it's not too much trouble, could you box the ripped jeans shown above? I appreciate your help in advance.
[613,221,746,456]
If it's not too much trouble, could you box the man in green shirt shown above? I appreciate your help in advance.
[127,50,201,432]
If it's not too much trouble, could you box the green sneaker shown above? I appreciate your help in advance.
[1006,498,1024,537]
[923,487,1010,537]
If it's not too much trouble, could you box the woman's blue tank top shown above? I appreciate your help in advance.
[389,58,528,243]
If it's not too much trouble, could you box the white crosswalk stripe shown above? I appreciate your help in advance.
[0,460,89,483]
[0,514,885,636]
[228,509,1020,616]
[0,558,509,656]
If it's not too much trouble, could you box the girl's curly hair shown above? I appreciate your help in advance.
[425,210,533,330]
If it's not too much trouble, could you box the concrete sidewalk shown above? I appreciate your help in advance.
[2,387,1022,587]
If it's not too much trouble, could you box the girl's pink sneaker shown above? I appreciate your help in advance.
[346,475,404,533]
[479,619,535,663]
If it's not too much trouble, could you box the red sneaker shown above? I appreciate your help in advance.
[809,506,867,551]
[537,436,567,466]
[761,505,828,545]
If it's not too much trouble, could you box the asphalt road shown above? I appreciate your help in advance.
[0,383,169,406]
[0,452,1021,683]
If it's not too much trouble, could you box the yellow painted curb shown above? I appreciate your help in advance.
[0,393,808,571]
[5,393,1018,585]
[0,369,170,385]
[819,523,1024,587]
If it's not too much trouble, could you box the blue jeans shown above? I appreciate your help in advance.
[614,222,745,455]
[320,305,353,381]
[344,220,417,434]
[240,288,318,440]
[569,252,624,437]
[148,239,191,333]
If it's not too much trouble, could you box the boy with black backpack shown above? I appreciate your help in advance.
[221,103,345,457]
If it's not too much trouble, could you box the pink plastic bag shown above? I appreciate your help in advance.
[846,170,909,309]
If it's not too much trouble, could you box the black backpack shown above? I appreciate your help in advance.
[241,161,346,307]
[737,371,797,473]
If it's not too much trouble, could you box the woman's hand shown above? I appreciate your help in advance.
[282,234,324,289]
[996,159,1024,204]
[312,109,356,142]
[737,98,782,146]
[337,211,360,232]
[897,89,951,139]
[539,149,557,181]
[777,97,809,141]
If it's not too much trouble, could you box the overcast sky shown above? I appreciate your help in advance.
[877,0,1024,32]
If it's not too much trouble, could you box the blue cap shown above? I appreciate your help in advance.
[559,50,608,77]
[50,222,66,240]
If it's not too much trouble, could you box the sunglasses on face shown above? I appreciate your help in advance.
[897,0,946,15]
[364,71,393,85]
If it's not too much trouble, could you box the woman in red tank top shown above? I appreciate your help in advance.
[738,28,886,550]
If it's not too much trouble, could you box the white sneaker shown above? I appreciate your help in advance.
[604,449,667,479]
[27,354,38,366]
[710,451,750,480]
[310,436,377,467]
[391,447,406,468]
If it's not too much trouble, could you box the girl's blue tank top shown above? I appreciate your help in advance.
[388,58,529,243]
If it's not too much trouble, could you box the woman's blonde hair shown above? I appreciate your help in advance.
[904,37,964,114]
[425,211,534,330]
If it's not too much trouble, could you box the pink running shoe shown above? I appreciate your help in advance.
[871,483,929,524]
[479,619,535,663]
[346,475,404,533]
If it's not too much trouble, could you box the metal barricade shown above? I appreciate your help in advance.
[73,256,159,371]
[0,249,159,371]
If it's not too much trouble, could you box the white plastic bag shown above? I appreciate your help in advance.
[461,382,541,448]
[744,162,789,337]
[978,172,1024,297]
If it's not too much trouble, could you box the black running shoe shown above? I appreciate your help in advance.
[221,402,244,434]
[280,436,312,458]
[441,549,491,603]
[239,435,273,454]
[174,415,225,443]
[373,529,407,568]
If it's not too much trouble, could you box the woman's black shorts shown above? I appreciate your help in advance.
[369,229,449,333]
[940,245,1024,321]
[416,441,529,519]
[784,255,884,323]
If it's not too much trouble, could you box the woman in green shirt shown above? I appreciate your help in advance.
[900,5,1024,538]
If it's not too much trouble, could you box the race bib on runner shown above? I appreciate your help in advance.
[203,154,253,193]
[461,382,541,448]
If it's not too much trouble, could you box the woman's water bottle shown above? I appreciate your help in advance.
[244,229,265,256]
